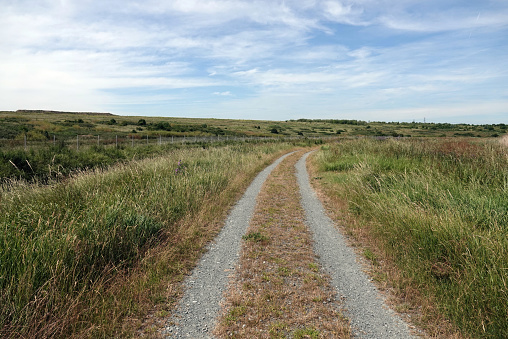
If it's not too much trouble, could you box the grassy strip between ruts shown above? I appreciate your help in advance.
[214,151,351,338]
[310,137,508,338]
[0,142,303,338]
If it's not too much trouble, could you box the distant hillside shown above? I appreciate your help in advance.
[16,110,114,116]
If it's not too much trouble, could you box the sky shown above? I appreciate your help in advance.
[1,0,507,123]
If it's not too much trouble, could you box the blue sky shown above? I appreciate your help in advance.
[1,0,507,123]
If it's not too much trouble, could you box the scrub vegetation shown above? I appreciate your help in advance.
[2,110,506,147]
[313,137,508,338]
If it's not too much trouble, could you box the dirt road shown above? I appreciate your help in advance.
[164,151,415,338]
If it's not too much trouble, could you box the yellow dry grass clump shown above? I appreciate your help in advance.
[500,134,508,147]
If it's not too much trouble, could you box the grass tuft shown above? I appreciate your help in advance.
[293,327,320,339]
[242,231,269,242]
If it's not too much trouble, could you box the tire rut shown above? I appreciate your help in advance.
[164,152,293,338]
[296,151,416,338]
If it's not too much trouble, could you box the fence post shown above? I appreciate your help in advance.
[146,135,149,144]
[97,135,100,146]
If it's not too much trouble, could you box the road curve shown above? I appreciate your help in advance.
[296,151,416,338]
[164,152,293,338]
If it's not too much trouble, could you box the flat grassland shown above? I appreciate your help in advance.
[1,110,506,143]
[1,110,505,183]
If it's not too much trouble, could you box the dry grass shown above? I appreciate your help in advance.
[500,134,508,147]
[0,142,299,338]
[307,152,465,338]
[214,151,351,338]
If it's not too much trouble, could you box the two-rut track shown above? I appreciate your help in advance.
[164,151,416,338]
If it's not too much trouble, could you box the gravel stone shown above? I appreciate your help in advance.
[296,151,416,339]
[164,153,292,338]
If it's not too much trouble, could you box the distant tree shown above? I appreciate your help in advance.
[270,128,279,134]
[137,119,147,126]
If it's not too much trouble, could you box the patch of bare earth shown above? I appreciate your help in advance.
[306,153,464,338]
[214,151,351,338]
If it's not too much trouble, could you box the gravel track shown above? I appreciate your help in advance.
[164,151,416,338]
[296,151,416,338]
[164,152,292,338]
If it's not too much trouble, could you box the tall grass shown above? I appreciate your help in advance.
[0,142,296,337]
[315,137,508,338]
[0,138,293,183]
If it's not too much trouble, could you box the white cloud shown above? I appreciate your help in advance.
[213,91,232,96]
[380,11,508,32]
[322,0,366,25]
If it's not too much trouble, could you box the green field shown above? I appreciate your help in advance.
[1,110,505,184]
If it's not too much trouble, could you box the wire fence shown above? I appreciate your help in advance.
[0,134,329,152]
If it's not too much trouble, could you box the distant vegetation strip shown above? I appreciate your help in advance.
[314,138,508,338]
[1,111,506,148]
[0,137,306,183]
[0,141,306,338]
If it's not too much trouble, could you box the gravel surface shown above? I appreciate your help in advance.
[296,151,416,339]
[164,152,292,338]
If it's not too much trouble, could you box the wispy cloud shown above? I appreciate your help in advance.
[213,91,232,96]
[0,0,507,122]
